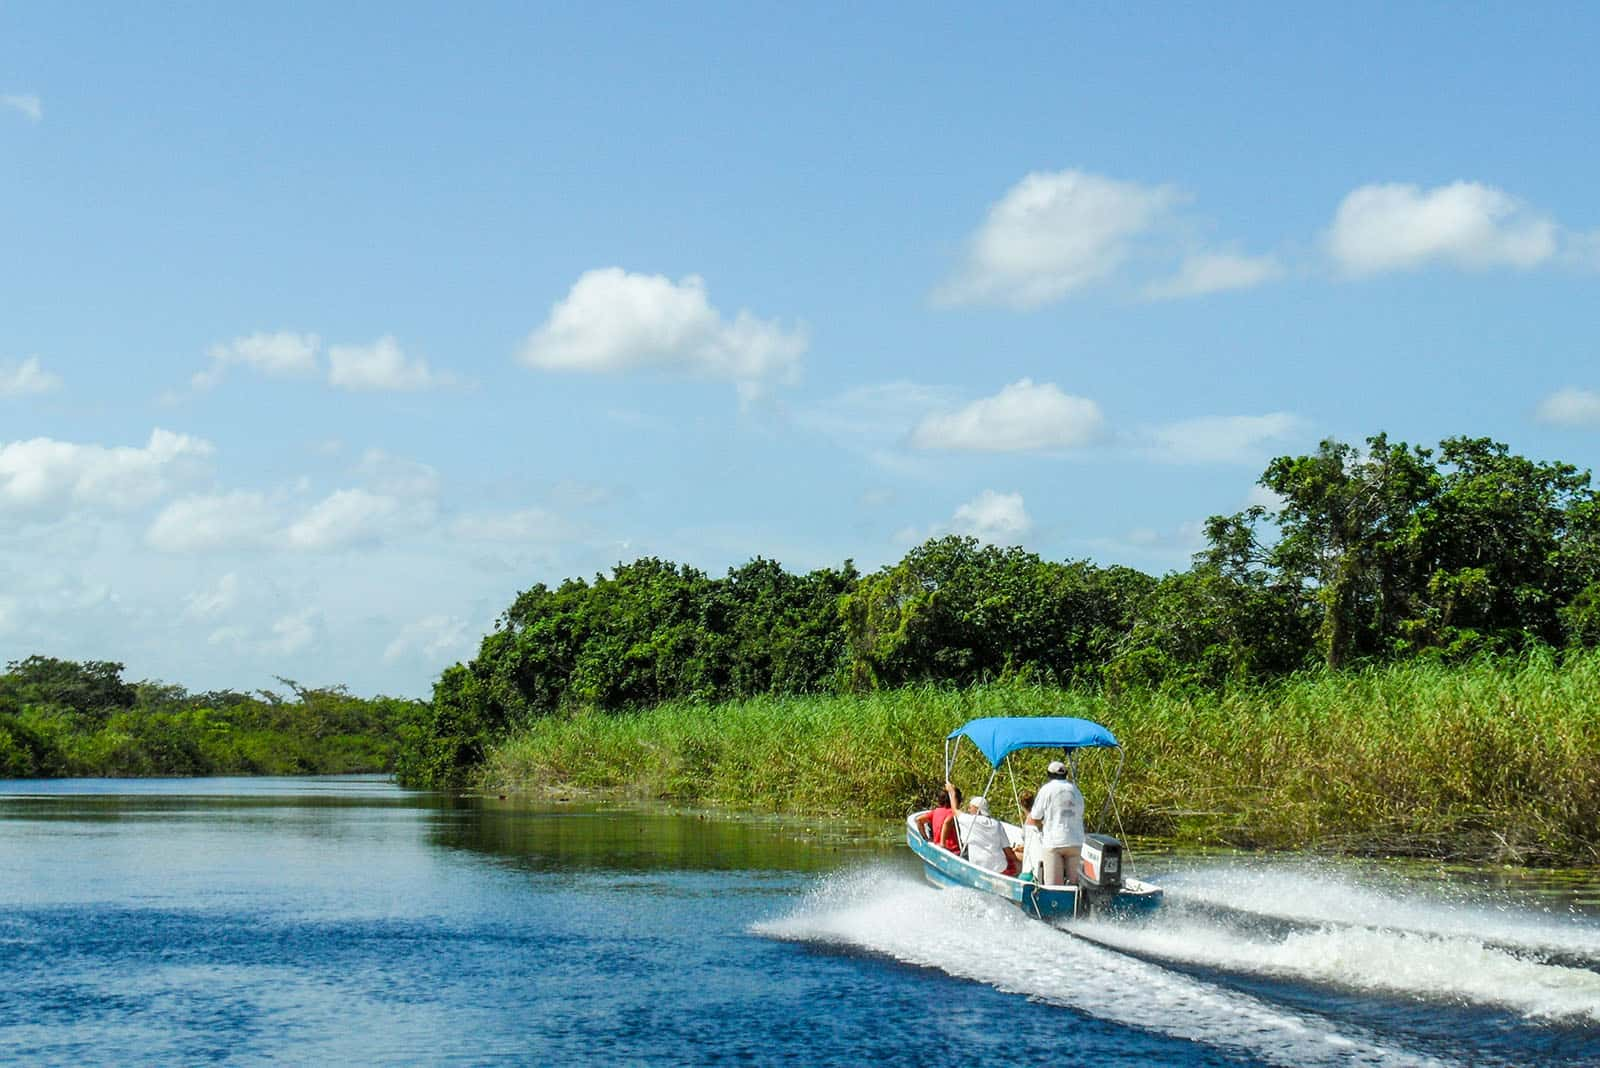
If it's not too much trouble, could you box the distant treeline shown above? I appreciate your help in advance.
[399,433,1600,787]
[0,656,427,778]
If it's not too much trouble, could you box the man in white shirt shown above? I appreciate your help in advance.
[943,782,1016,874]
[1026,760,1085,885]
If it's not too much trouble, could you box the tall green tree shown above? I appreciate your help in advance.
[0,656,138,718]
[714,557,858,695]
[1230,433,1600,666]
[839,536,1151,689]
[1109,507,1315,690]
[1401,437,1600,654]
[1258,434,1437,668]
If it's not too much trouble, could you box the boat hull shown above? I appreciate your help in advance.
[906,817,1161,922]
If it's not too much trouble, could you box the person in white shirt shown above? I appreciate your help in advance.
[943,781,1016,874]
[1025,760,1085,886]
[1017,791,1044,882]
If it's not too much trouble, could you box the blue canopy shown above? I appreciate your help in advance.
[947,716,1119,767]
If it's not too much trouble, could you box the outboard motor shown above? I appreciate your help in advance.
[1076,833,1124,915]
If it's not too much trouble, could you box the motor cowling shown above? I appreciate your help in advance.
[1078,833,1123,892]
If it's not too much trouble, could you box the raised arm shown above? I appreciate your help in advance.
[941,781,963,850]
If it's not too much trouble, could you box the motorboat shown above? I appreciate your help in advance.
[906,715,1163,922]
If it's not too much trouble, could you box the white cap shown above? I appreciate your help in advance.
[1047,760,1068,776]
[968,796,991,816]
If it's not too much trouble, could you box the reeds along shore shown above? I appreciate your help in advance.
[482,650,1600,867]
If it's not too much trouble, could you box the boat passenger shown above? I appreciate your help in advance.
[945,782,1017,875]
[1016,791,1043,882]
[914,785,962,852]
[1026,760,1085,886]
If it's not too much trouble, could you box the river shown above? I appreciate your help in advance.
[1,776,1596,1065]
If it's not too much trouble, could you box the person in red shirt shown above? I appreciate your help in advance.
[914,784,962,852]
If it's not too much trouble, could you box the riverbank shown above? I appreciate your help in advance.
[482,651,1600,867]
[0,659,428,778]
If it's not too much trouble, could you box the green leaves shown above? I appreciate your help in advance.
[0,657,426,780]
[838,536,1152,691]
[1217,433,1600,669]
[0,656,138,719]
[401,430,1600,786]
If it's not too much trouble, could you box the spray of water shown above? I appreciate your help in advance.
[1072,862,1600,1024]
[1160,862,1600,960]
[754,865,1451,1068]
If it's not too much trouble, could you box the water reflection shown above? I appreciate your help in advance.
[1,777,1597,1068]
[427,797,896,874]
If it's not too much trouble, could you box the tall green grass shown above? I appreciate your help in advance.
[482,650,1600,866]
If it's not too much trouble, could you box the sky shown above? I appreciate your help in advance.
[3,4,1600,697]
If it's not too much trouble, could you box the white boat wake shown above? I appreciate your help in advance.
[754,865,1453,1068]
[1100,863,1600,1024]
[1157,862,1600,960]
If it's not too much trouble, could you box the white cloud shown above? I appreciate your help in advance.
[184,573,241,620]
[205,625,249,649]
[450,507,573,543]
[1089,520,1207,564]
[139,448,439,554]
[1,94,41,122]
[356,449,441,498]
[519,268,807,389]
[284,489,406,551]
[195,331,321,389]
[936,169,1181,308]
[898,490,1034,547]
[952,490,1032,543]
[1144,251,1283,300]
[147,491,279,552]
[1147,413,1303,464]
[1327,181,1557,276]
[383,614,471,663]
[194,332,455,392]
[1246,483,1288,512]
[328,335,456,391]
[911,378,1105,452]
[0,567,126,650]
[203,608,323,658]
[797,382,973,480]
[1535,387,1600,428]
[0,429,213,516]
[0,356,62,396]
[268,609,320,655]
[800,381,955,445]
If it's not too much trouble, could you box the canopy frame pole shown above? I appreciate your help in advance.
[1005,756,1023,823]
[1097,746,1126,829]
[942,736,966,854]
[1005,757,1027,873]
[1103,746,1131,870]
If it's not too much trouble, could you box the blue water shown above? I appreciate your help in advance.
[1,777,1596,1065]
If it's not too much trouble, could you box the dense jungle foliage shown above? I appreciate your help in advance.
[0,656,427,778]
[399,433,1600,788]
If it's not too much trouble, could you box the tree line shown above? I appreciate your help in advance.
[399,433,1600,787]
[0,655,428,778]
